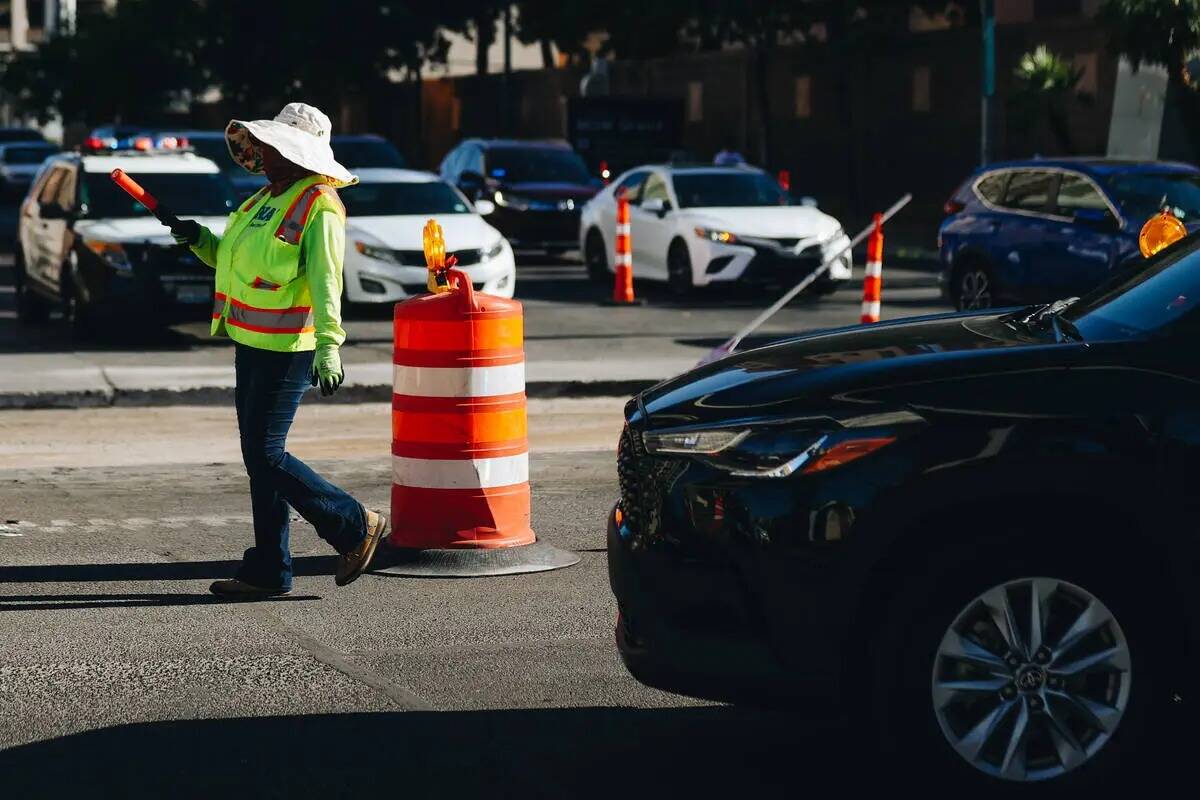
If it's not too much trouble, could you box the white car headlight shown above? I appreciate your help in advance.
[493,191,530,210]
[85,240,132,271]
[354,241,399,265]
[694,226,739,244]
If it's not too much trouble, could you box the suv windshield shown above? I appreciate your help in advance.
[340,181,470,216]
[331,139,406,169]
[81,171,236,218]
[2,146,55,165]
[486,147,590,184]
[673,172,789,208]
[1065,235,1200,339]
[1105,171,1200,223]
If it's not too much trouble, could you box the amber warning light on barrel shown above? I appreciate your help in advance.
[1139,210,1187,258]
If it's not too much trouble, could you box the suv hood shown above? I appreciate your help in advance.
[682,206,841,240]
[638,311,1069,427]
[75,216,229,245]
[498,181,599,202]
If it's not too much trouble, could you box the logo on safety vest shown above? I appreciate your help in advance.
[249,205,278,227]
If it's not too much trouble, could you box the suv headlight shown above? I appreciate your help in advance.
[493,191,530,210]
[85,240,131,271]
[694,226,738,244]
[354,241,399,265]
[643,426,896,478]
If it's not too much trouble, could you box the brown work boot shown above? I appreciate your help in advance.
[336,509,389,587]
[209,578,290,599]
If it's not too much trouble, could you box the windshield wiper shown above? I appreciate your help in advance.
[1050,312,1085,343]
[1004,297,1085,342]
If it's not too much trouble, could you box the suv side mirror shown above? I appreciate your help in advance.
[642,197,671,217]
[474,199,495,216]
[1073,207,1120,231]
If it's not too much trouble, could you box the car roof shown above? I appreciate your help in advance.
[353,168,440,184]
[463,138,573,151]
[331,134,389,142]
[78,152,221,174]
[979,157,1200,177]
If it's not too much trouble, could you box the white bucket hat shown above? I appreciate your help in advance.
[225,102,357,188]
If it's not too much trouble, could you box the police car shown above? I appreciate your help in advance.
[13,143,238,334]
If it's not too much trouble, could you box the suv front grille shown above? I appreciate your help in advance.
[392,248,485,267]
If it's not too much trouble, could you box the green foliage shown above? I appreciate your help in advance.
[1014,45,1083,93]
[1098,0,1200,83]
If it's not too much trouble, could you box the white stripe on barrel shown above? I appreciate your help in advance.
[392,363,526,398]
[392,453,529,490]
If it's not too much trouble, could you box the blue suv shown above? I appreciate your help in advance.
[939,158,1200,310]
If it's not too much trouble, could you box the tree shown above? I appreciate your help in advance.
[1098,0,1200,88]
[1010,45,1088,154]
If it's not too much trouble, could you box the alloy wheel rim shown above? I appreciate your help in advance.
[960,270,991,309]
[931,577,1132,782]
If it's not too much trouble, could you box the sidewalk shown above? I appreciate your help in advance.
[0,338,701,409]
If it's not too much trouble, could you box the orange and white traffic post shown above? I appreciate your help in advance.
[611,188,636,304]
[861,212,883,324]
[379,221,578,577]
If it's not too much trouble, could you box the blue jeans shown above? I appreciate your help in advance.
[233,343,366,590]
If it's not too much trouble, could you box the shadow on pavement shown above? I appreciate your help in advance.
[0,555,339,584]
[0,592,320,611]
[0,708,864,798]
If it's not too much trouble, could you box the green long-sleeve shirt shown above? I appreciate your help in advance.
[191,176,346,352]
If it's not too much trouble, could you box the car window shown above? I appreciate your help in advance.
[671,171,790,208]
[37,167,66,206]
[1,145,56,165]
[1105,171,1200,224]
[640,173,670,206]
[80,171,236,218]
[616,170,650,202]
[339,181,471,216]
[54,167,77,209]
[975,171,1009,205]
[1001,170,1055,212]
[1054,173,1109,216]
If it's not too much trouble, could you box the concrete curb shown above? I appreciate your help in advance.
[0,378,663,410]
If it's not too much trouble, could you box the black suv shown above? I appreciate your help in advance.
[609,233,1198,788]
[440,139,600,254]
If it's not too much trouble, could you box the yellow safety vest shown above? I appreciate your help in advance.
[205,175,345,352]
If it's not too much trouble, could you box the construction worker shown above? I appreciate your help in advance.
[171,102,388,598]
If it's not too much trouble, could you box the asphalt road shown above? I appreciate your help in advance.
[0,402,863,798]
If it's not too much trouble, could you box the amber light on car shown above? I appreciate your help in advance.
[801,437,897,474]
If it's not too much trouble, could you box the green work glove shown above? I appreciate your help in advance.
[311,344,344,397]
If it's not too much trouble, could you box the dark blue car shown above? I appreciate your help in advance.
[939,158,1200,310]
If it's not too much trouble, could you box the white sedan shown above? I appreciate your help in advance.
[342,168,515,304]
[579,165,852,294]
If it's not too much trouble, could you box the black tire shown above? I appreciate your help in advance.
[859,520,1175,792]
[64,277,96,339]
[667,240,694,295]
[584,228,610,285]
[809,276,844,297]
[13,248,51,325]
[953,260,995,311]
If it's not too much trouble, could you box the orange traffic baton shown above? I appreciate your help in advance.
[110,168,184,230]
[860,213,883,324]
[376,222,578,577]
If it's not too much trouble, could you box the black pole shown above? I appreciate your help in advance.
[502,5,513,136]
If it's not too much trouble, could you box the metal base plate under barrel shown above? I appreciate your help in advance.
[371,540,580,578]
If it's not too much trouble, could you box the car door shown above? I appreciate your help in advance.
[600,169,650,251]
[1040,171,1123,297]
[994,169,1061,303]
[29,165,69,287]
[629,171,673,279]
[43,164,78,291]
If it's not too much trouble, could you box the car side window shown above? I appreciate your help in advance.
[616,170,650,202]
[37,167,66,207]
[1054,173,1110,217]
[1001,170,1056,213]
[975,171,1009,205]
[639,174,669,206]
[466,146,484,176]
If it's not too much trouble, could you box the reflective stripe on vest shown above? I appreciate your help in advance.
[238,188,267,213]
[212,292,314,334]
[275,183,345,245]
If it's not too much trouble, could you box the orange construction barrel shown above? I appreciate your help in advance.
[379,270,578,577]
